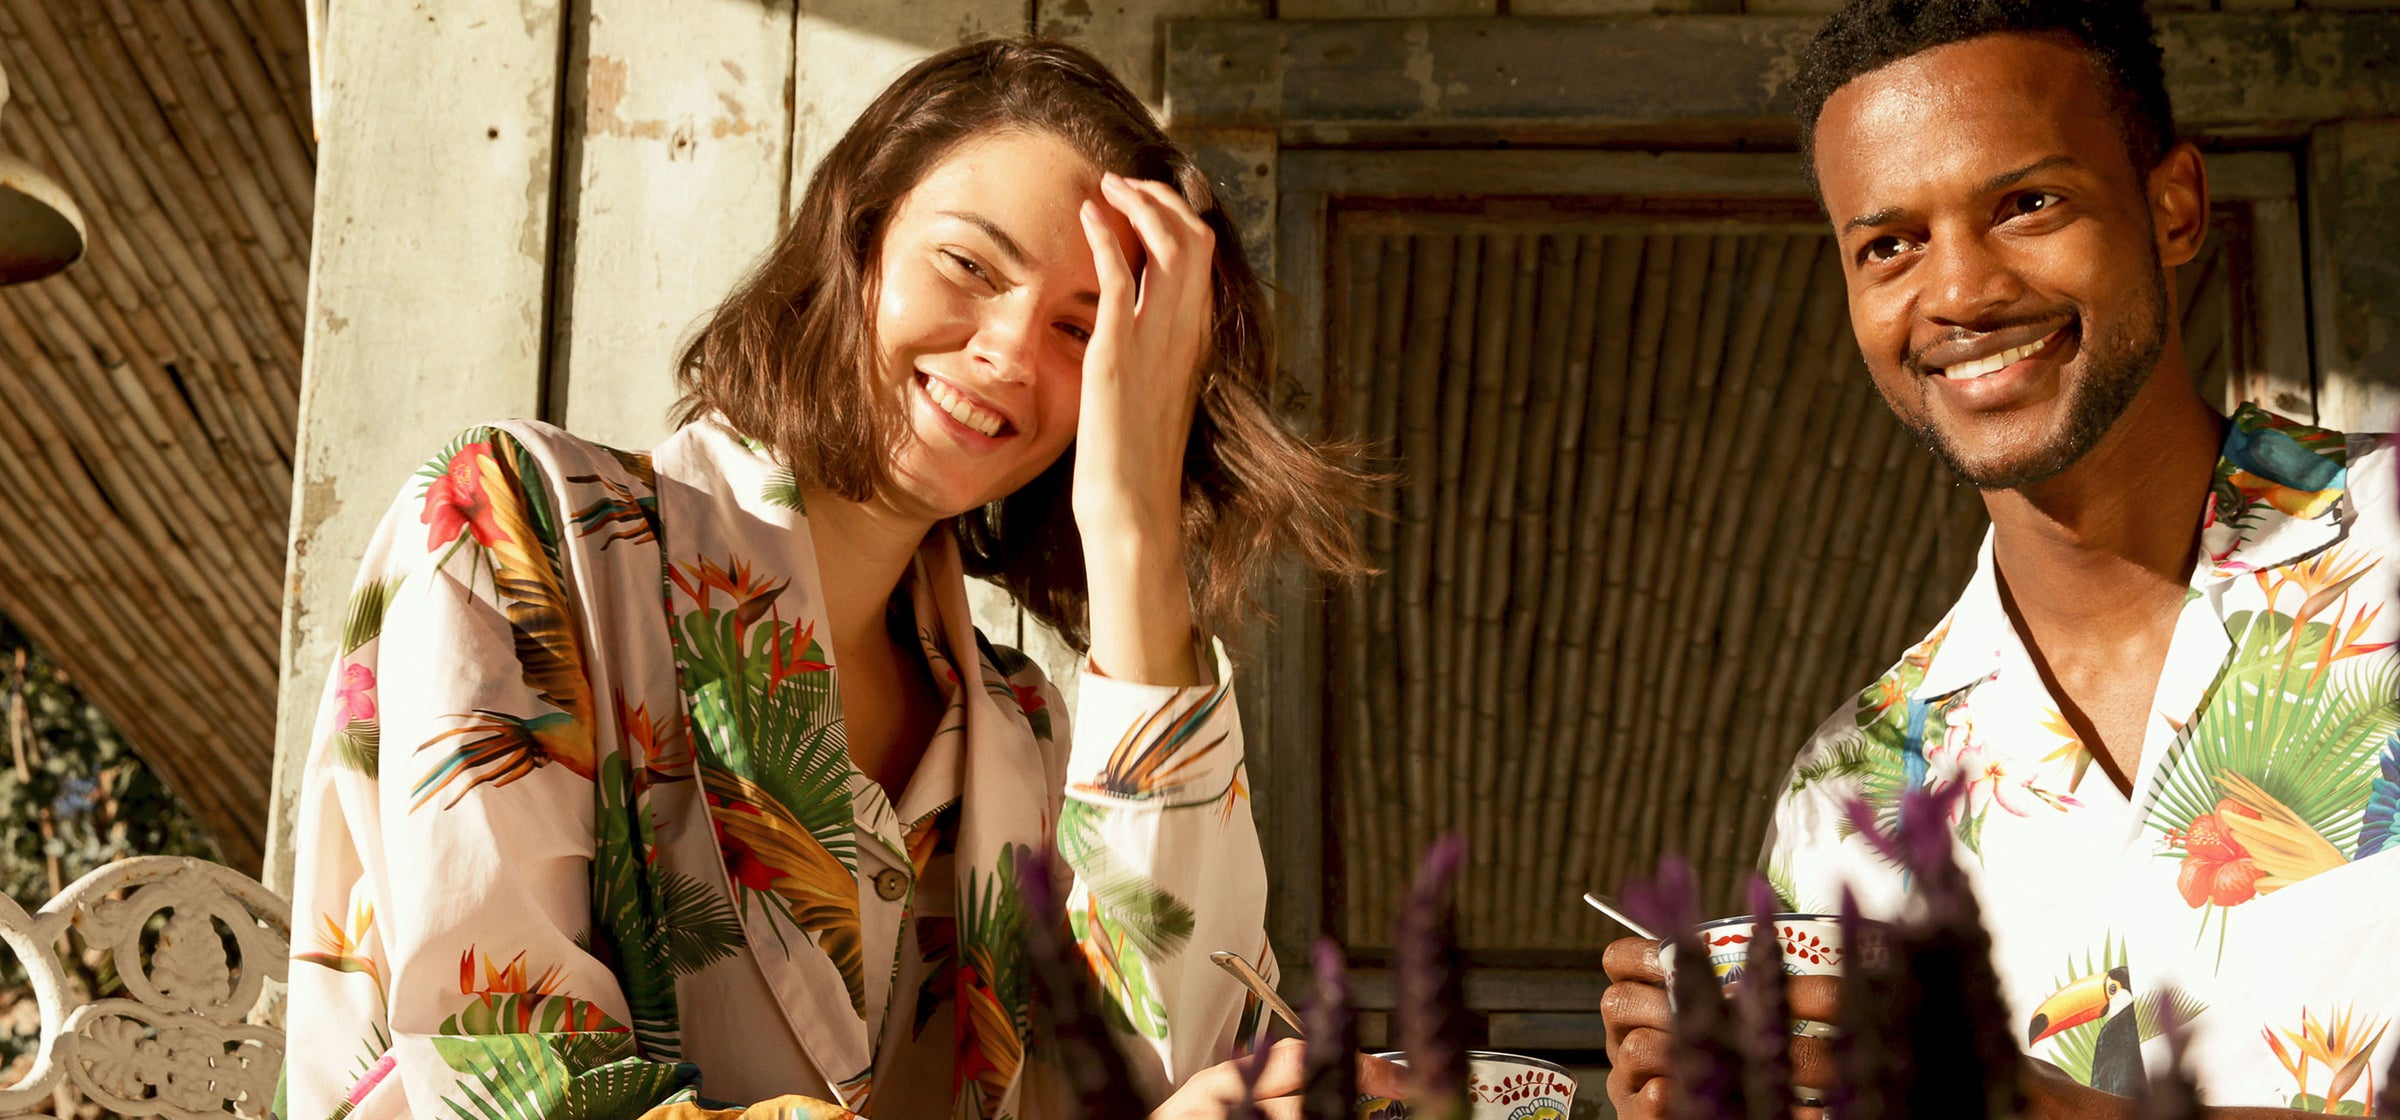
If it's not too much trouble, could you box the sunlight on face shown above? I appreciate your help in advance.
[1813,33,2182,490]
[869,130,1141,522]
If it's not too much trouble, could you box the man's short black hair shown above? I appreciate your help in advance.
[1793,0,2177,179]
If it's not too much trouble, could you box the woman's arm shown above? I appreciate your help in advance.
[284,428,856,1120]
[1072,172,1217,688]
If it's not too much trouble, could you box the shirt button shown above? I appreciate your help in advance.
[873,869,908,902]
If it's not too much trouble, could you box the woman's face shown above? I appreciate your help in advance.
[870,129,1142,522]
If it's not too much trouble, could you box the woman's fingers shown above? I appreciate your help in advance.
[1079,199,1137,324]
[1099,174,1211,305]
[1235,1037,1312,1099]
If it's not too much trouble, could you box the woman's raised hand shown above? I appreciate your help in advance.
[1072,171,1215,685]
[1073,171,1213,538]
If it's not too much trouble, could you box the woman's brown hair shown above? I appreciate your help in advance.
[676,36,1369,648]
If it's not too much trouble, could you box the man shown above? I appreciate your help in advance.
[1598,2,2399,1117]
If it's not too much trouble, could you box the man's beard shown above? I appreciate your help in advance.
[1897,258,2172,492]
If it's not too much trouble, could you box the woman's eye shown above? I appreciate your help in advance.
[942,249,993,286]
[1057,322,1092,344]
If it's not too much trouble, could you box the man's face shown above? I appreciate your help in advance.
[1812,33,2192,490]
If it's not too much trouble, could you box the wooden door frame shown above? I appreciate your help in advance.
[1158,11,2397,1003]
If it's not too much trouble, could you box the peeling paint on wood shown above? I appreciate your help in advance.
[267,0,562,891]
[555,0,796,451]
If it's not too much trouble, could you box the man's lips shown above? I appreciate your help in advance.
[1912,318,2076,380]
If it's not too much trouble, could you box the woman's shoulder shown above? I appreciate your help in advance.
[416,419,658,492]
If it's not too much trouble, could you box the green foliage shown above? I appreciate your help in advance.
[0,614,216,1061]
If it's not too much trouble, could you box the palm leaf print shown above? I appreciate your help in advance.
[590,754,741,1059]
[341,577,403,655]
[568,471,659,548]
[2148,630,2398,860]
[762,468,805,511]
[428,1033,689,1120]
[1080,683,1232,799]
[957,846,1032,1115]
[702,762,868,1016]
[1054,799,1196,962]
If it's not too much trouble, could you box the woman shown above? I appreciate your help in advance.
[283,37,1386,1120]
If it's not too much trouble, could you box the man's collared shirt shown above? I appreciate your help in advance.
[1767,405,2398,1109]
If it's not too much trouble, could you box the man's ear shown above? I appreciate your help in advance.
[2149,142,2210,270]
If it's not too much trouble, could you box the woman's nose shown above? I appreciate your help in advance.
[968,303,1042,382]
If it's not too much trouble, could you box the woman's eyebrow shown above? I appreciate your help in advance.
[939,210,1030,269]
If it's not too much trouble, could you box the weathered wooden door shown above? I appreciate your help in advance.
[1263,150,2308,1050]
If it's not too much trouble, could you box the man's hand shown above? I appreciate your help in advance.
[1600,936,1842,1120]
[1149,1040,1408,1120]
[1602,937,1675,1120]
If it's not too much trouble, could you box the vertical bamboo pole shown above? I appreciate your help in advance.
[1539,235,1642,930]
[1509,234,1604,937]
[1367,235,1414,935]
[1397,234,1458,922]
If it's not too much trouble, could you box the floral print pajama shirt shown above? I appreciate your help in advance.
[283,419,1271,1120]
[1769,406,2400,1111]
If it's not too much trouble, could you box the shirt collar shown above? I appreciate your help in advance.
[2197,403,2351,580]
[1906,404,2354,703]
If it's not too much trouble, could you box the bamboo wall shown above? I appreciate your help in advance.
[1326,209,2243,952]
[0,0,311,872]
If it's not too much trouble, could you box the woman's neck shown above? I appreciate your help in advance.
[800,489,937,658]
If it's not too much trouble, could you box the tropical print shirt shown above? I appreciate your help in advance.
[1768,405,2398,1112]
[283,419,1273,1120]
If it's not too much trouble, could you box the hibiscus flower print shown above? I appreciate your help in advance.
[336,661,377,725]
[421,441,511,551]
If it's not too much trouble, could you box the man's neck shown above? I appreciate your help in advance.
[1982,380,2226,636]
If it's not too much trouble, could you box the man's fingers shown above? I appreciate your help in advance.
[1607,1049,1673,1120]
[1357,1054,1408,1100]
[1601,978,1672,1050]
[1787,975,1841,1023]
[1602,936,1665,983]
[1790,1036,1837,1097]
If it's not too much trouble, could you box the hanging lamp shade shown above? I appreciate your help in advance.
[0,61,85,286]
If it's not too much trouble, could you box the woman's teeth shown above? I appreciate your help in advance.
[922,375,1004,437]
[1940,336,2047,381]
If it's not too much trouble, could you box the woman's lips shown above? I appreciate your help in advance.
[916,372,1011,438]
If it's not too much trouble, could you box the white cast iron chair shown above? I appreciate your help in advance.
[0,857,287,1118]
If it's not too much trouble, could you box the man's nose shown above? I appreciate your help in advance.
[1916,232,2027,327]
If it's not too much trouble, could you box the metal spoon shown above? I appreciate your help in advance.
[1209,950,1307,1037]
[1582,892,1663,941]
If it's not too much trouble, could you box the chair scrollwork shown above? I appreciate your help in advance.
[0,856,289,1119]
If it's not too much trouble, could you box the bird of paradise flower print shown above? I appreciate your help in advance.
[408,430,601,810]
[2262,1005,2392,1114]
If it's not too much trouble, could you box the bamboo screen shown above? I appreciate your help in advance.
[1325,209,2242,955]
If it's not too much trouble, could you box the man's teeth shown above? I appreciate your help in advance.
[922,375,1004,437]
[1940,337,2045,381]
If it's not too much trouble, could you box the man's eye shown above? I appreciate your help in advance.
[2008,192,2061,217]
[1861,236,1911,263]
[1058,322,1092,344]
